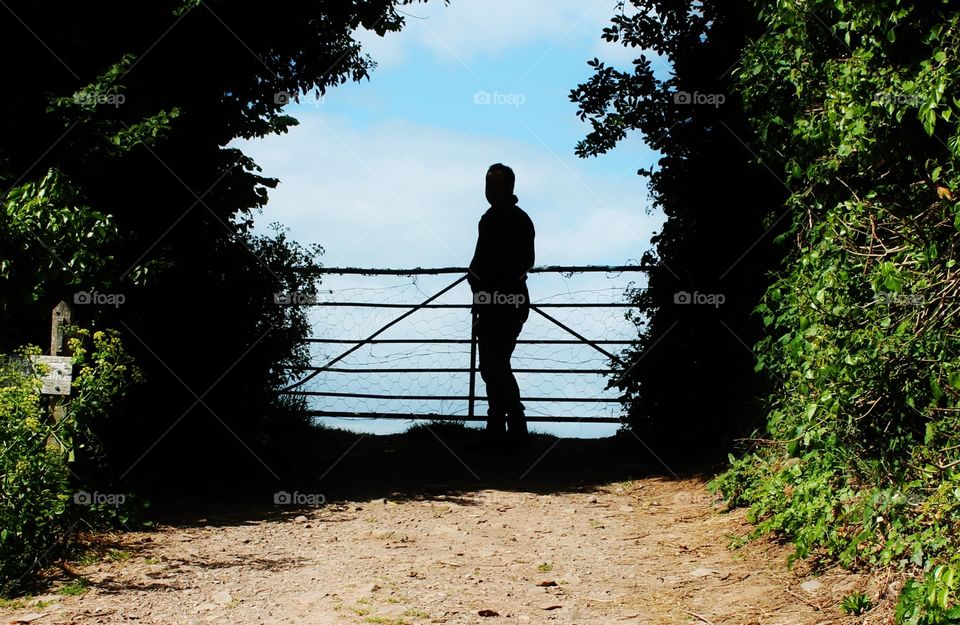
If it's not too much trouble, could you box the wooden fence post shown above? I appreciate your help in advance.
[51,300,72,357]
[46,301,74,457]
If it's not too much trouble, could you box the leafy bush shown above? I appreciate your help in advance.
[0,328,139,595]
[0,347,71,594]
[712,1,960,622]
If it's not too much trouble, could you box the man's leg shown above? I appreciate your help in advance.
[476,315,507,436]
[502,315,528,444]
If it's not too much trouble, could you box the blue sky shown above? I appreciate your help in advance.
[235,0,668,437]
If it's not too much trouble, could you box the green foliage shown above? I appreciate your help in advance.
[897,561,960,624]
[841,591,873,615]
[60,327,143,464]
[711,1,960,622]
[47,54,182,157]
[571,0,787,453]
[1,168,118,299]
[0,329,140,595]
[0,0,423,481]
[0,348,71,594]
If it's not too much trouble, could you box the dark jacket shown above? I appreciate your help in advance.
[468,201,535,310]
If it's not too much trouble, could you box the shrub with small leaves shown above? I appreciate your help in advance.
[712,1,960,622]
[0,348,71,594]
[0,328,140,595]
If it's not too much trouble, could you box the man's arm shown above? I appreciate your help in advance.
[508,212,535,284]
[520,215,535,279]
[467,217,486,292]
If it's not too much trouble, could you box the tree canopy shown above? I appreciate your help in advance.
[1,0,425,483]
[571,0,787,454]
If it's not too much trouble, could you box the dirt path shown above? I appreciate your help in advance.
[3,433,893,625]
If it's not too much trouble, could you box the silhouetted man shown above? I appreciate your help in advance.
[468,163,535,448]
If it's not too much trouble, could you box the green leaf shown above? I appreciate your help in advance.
[948,371,960,390]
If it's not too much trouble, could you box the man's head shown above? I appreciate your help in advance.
[485,163,516,205]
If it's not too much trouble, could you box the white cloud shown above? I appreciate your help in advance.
[236,112,659,271]
[359,0,642,71]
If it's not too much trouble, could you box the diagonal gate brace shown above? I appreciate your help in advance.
[530,305,626,365]
[280,275,469,392]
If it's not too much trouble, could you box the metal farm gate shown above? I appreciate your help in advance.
[279,265,645,424]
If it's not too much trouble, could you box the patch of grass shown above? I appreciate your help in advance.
[74,550,101,566]
[0,597,28,610]
[72,547,132,565]
[144,557,160,565]
[57,577,90,596]
[364,617,410,625]
[351,606,371,616]
[402,607,430,618]
[106,549,131,562]
[402,420,471,441]
[537,562,553,573]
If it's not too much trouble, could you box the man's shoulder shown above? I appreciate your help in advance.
[481,204,534,228]
[495,203,531,220]
[512,205,534,230]
[478,208,496,230]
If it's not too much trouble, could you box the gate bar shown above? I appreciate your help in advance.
[294,264,646,276]
[286,390,620,402]
[304,410,623,424]
[304,338,639,345]
[280,367,617,374]
[304,302,636,308]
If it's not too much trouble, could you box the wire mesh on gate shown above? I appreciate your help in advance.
[279,266,645,424]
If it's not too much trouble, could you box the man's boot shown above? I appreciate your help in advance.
[506,411,529,450]
[465,412,505,452]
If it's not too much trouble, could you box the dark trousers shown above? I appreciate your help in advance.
[475,309,528,433]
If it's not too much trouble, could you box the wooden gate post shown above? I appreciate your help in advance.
[468,310,478,421]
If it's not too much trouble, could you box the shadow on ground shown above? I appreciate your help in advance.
[140,423,728,528]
